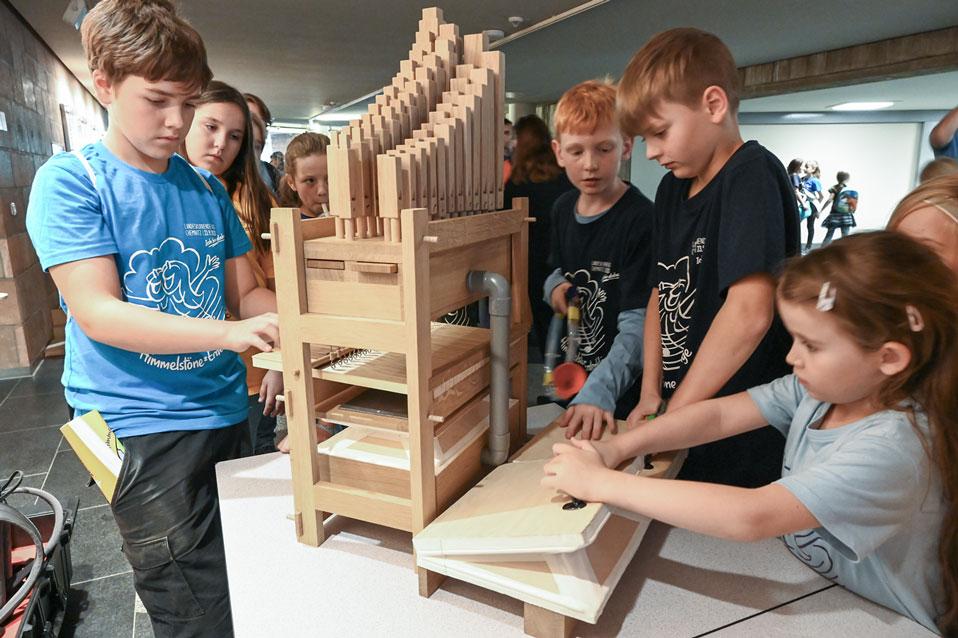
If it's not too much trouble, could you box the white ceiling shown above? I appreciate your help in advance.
[740,71,958,113]
[10,0,958,123]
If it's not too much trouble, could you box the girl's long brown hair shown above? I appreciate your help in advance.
[190,80,273,254]
[509,114,562,185]
[779,231,958,635]
[278,132,330,208]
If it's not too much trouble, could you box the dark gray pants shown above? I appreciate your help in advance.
[111,422,248,638]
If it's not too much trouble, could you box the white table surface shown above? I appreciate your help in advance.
[217,405,935,637]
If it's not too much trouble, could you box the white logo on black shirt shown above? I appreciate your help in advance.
[659,255,696,372]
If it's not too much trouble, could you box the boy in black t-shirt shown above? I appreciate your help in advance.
[617,28,800,487]
[544,80,655,440]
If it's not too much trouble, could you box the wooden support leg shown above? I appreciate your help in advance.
[335,216,344,239]
[345,218,355,241]
[417,566,445,598]
[523,603,576,638]
[390,218,401,243]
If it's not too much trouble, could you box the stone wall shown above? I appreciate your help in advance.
[0,2,104,376]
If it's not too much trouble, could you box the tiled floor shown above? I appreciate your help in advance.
[1,353,548,637]
[0,358,153,638]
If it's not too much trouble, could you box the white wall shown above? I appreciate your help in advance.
[740,122,921,235]
[630,123,922,242]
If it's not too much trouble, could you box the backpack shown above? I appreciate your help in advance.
[833,189,858,215]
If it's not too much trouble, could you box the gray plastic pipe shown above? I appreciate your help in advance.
[466,270,511,466]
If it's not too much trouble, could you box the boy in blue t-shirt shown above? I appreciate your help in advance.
[25,1,279,635]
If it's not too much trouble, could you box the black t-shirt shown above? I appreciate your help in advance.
[548,183,654,371]
[651,141,799,398]
[505,171,576,273]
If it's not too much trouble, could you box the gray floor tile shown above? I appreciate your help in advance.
[1,472,49,516]
[0,424,61,476]
[70,505,127,583]
[65,572,135,638]
[133,611,155,638]
[0,377,20,403]
[40,449,106,512]
[0,391,71,433]
[9,358,65,398]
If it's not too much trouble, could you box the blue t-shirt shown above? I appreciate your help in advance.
[26,142,251,438]
[933,132,958,159]
[748,375,944,633]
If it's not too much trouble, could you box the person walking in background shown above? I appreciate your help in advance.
[802,160,825,252]
[821,171,856,245]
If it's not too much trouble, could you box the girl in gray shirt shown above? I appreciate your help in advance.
[542,232,957,635]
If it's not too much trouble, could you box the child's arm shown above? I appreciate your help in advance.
[930,105,958,150]
[666,273,775,412]
[627,288,663,425]
[562,308,645,439]
[544,391,819,541]
[545,445,817,541]
[51,256,277,354]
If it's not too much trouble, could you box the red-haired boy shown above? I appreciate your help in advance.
[545,80,655,440]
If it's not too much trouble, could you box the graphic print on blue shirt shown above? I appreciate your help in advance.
[784,530,836,579]
[26,142,251,437]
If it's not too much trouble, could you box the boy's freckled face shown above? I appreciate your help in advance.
[893,205,958,275]
[639,100,712,180]
[100,74,201,169]
[288,154,329,216]
[553,122,632,196]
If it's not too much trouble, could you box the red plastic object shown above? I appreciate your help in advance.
[553,362,587,400]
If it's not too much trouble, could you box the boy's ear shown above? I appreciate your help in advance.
[91,70,116,107]
[877,341,912,377]
[702,85,729,123]
[551,138,565,167]
[620,135,634,161]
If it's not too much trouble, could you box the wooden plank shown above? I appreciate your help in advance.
[524,604,576,638]
[313,481,413,532]
[377,153,402,220]
[304,278,402,321]
[299,315,407,354]
[429,237,510,318]
[482,50,505,209]
[402,207,437,535]
[425,206,525,252]
[303,236,402,262]
[739,26,958,99]
[348,261,399,274]
[462,32,488,68]
[306,259,345,270]
[270,208,325,545]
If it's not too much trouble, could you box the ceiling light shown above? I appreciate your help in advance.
[782,113,824,120]
[484,29,505,41]
[829,101,895,111]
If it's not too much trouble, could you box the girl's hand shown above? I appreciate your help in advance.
[259,369,285,417]
[590,437,626,469]
[626,393,661,428]
[541,438,608,502]
[223,313,279,353]
[560,403,616,440]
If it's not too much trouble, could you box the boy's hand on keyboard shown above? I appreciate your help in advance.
[561,403,616,440]
[223,313,279,353]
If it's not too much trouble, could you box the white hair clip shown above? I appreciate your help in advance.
[816,281,836,312]
[906,305,924,332]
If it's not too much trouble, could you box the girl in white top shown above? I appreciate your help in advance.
[543,231,957,635]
